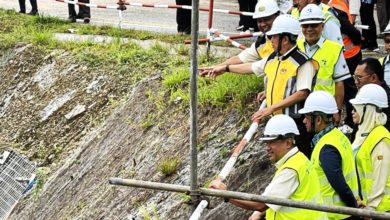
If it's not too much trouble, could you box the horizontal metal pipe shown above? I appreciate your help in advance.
[109,178,390,219]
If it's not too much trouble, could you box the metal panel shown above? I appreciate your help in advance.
[0,151,36,220]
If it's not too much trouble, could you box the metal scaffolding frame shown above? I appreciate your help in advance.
[109,178,390,220]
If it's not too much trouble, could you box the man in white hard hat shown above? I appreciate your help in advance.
[354,58,390,131]
[201,14,317,158]
[297,4,351,126]
[210,114,326,220]
[291,0,343,45]
[299,91,360,220]
[199,0,280,78]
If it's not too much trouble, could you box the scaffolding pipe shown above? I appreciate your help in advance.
[189,100,266,220]
[185,32,263,44]
[206,0,214,57]
[108,178,390,220]
[211,30,247,49]
[189,0,200,212]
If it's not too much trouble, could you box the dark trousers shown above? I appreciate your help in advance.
[18,0,38,13]
[360,3,378,48]
[294,116,314,159]
[238,0,258,31]
[176,0,191,34]
[68,0,91,18]
[376,0,390,32]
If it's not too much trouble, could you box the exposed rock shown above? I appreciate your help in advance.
[65,104,86,120]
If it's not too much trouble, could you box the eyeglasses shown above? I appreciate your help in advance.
[353,74,372,81]
[384,38,390,44]
[301,23,321,29]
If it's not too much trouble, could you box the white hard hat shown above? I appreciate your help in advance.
[299,4,325,25]
[383,22,390,34]
[350,84,388,108]
[253,0,280,19]
[260,114,299,141]
[298,91,338,114]
[266,14,300,36]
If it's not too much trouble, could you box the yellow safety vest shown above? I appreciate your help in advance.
[264,47,311,117]
[291,7,299,18]
[255,35,274,59]
[297,39,343,95]
[356,125,390,212]
[311,128,359,219]
[266,151,327,220]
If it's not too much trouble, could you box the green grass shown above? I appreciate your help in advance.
[156,156,180,176]
[0,8,261,112]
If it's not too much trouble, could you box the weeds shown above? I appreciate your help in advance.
[33,167,50,200]
[139,204,160,220]
[156,156,180,176]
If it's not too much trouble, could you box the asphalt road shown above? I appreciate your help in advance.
[0,0,242,35]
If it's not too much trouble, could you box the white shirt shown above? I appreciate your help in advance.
[262,147,300,211]
[320,3,344,45]
[383,55,390,86]
[238,42,262,63]
[302,37,351,82]
[251,46,315,92]
[367,140,390,209]
[349,0,361,16]
[323,18,344,45]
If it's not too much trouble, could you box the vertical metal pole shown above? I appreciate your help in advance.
[206,0,214,59]
[190,0,200,212]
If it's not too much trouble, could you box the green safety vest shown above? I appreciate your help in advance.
[266,151,327,220]
[356,125,390,211]
[297,39,342,95]
[311,128,359,219]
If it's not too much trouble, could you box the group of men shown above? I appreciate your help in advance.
[199,0,390,219]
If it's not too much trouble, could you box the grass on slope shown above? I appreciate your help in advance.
[0,9,262,110]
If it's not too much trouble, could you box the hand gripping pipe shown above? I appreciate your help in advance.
[189,100,266,220]
[210,29,247,50]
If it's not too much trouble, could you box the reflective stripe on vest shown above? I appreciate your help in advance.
[266,152,327,220]
[343,34,360,58]
[297,39,342,95]
[311,128,359,219]
[264,48,309,117]
[356,125,390,212]
[256,38,274,60]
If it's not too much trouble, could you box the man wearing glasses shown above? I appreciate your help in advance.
[353,58,390,130]
[297,4,350,126]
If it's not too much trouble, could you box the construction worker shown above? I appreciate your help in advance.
[201,14,316,157]
[350,84,390,213]
[199,0,279,78]
[210,114,327,220]
[327,0,362,132]
[380,23,390,87]
[291,0,343,45]
[354,58,390,131]
[297,4,350,126]
[299,91,360,220]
